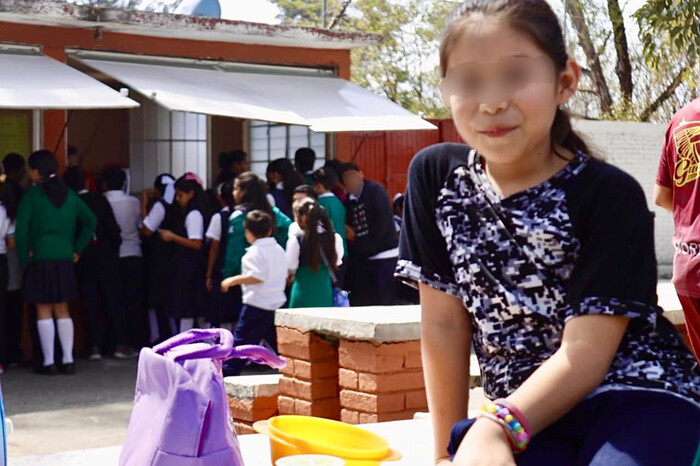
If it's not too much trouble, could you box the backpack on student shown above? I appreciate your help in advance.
[119,328,285,466]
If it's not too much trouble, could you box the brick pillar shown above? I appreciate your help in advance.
[276,327,341,420]
[338,340,427,424]
[225,375,281,435]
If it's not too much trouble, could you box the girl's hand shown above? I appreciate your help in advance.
[452,419,515,466]
[73,253,80,264]
[159,229,174,242]
[206,276,213,293]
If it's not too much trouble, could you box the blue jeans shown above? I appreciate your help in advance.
[448,390,700,465]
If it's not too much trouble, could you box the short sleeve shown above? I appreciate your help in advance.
[334,233,344,267]
[396,144,466,297]
[206,213,222,241]
[656,120,674,188]
[7,221,15,237]
[143,202,166,232]
[185,210,204,240]
[267,193,276,207]
[242,248,266,281]
[286,236,300,271]
[565,163,660,327]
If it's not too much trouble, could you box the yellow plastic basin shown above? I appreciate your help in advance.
[254,416,402,466]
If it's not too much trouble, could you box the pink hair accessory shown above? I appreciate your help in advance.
[184,172,203,185]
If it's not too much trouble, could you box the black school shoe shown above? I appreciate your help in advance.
[36,364,59,376]
[59,363,76,375]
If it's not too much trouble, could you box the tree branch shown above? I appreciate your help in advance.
[607,0,634,102]
[567,0,613,114]
[328,0,353,30]
[640,59,696,122]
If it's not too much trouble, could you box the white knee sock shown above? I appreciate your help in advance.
[148,309,159,343]
[37,319,55,367]
[56,318,74,364]
[180,318,194,333]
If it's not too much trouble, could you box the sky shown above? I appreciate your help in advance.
[219,0,280,24]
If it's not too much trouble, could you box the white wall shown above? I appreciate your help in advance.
[573,120,673,275]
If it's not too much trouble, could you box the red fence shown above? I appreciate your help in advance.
[350,119,462,197]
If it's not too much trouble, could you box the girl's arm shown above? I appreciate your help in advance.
[159,230,202,250]
[15,193,32,266]
[453,314,629,464]
[285,235,300,272]
[419,283,472,464]
[75,196,98,256]
[206,239,220,292]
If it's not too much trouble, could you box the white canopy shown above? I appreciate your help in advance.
[80,57,435,132]
[0,52,139,110]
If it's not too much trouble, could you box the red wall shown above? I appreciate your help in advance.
[351,119,462,197]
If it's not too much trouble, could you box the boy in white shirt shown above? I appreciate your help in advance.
[221,210,287,376]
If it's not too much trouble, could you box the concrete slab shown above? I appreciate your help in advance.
[224,374,282,400]
[275,305,422,343]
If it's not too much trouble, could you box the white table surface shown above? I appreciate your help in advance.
[9,418,434,466]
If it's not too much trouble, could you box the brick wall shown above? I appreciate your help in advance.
[574,120,672,272]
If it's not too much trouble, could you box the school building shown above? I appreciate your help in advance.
[0,0,434,191]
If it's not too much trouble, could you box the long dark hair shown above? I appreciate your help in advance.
[268,158,305,207]
[174,173,211,227]
[236,172,276,236]
[218,180,235,209]
[294,198,337,273]
[28,150,67,207]
[439,0,591,156]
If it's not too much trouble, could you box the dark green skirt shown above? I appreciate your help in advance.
[289,265,333,308]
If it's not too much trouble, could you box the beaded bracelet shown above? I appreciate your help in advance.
[482,401,531,454]
[476,412,518,450]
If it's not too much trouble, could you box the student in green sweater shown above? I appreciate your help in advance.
[16,150,97,376]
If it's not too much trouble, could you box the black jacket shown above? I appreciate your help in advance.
[77,191,121,273]
[346,179,398,259]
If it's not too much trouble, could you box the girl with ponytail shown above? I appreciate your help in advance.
[286,198,344,308]
[16,150,97,375]
[396,1,700,465]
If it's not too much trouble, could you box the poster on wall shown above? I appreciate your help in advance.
[0,114,30,159]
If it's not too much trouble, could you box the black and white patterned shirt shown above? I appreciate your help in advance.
[397,143,700,407]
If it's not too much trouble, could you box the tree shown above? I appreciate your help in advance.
[273,0,453,118]
[564,0,698,122]
[66,0,184,12]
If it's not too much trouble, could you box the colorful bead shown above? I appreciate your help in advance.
[486,404,497,414]
[504,414,514,423]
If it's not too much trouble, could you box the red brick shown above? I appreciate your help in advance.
[295,377,338,401]
[277,327,337,360]
[359,410,419,424]
[229,397,277,422]
[339,390,404,414]
[405,390,428,410]
[338,368,358,389]
[294,358,339,380]
[404,351,423,369]
[234,421,256,435]
[278,395,295,415]
[358,371,424,393]
[341,408,360,424]
[294,397,340,420]
[280,358,295,376]
[339,341,404,373]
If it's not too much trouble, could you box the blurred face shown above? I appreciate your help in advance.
[440,20,580,167]
[233,157,250,176]
[233,180,243,205]
[268,171,282,185]
[296,213,308,230]
[28,168,41,184]
[342,170,364,197]
[175,189,194,208]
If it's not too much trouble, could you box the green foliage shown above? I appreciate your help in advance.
[634,0,700,68]
[274,0,454,118]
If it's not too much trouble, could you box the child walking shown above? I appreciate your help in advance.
[221,210,287,376]
[16,150,97,375]
[286,198,344,308]
[396,1,700,465]
[159,173,210,333]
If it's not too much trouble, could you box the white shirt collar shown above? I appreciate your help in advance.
[318,192,334,199]
[78,189,89,195]
[105,190,126,198]
[253,237,276,247]
[275,182,284,190]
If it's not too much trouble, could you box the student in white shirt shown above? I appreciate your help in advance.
[0,199,15,374]
[103,167,144,349]
[221,210,287,376]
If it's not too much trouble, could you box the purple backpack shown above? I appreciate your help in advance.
[120,328,285,466]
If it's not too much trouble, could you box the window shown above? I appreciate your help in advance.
[249,120,326,178]
[129,96,208,192]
